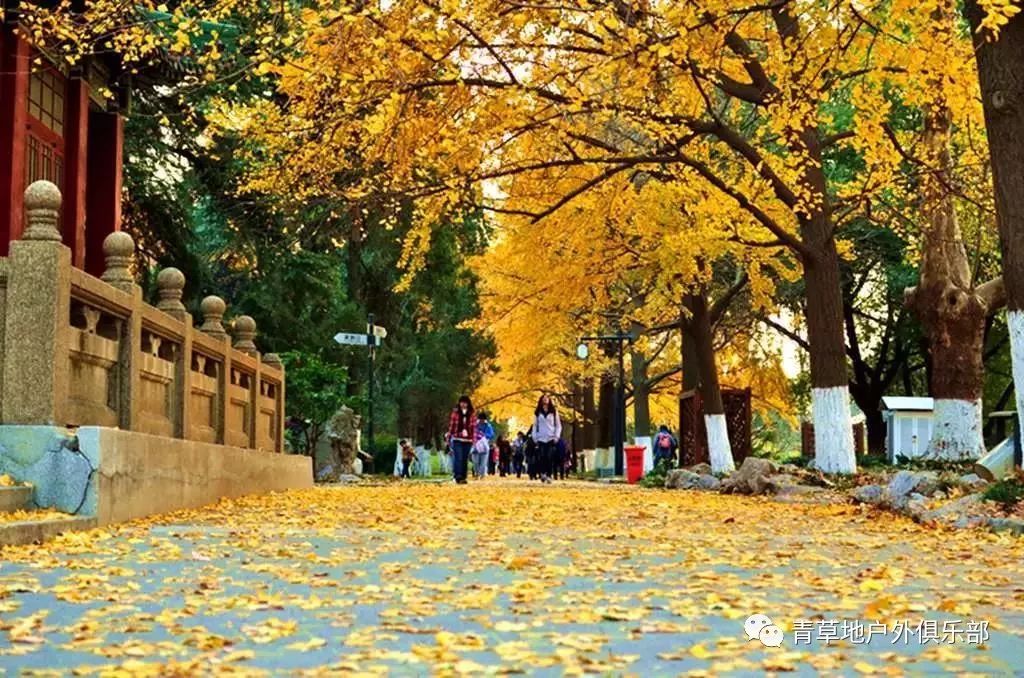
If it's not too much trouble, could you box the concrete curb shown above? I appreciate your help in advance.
[0,486,33,512]
[0,516,96,547]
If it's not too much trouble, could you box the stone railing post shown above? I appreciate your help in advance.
[200,295,229,444]
[100,231,135,293]
[102,231,141,431]
[233,315,259,447]
[155,268,187,322]
[199,295,228,340]
[2,181,72,424]
[231,315,259,357]
[157,267,190,439]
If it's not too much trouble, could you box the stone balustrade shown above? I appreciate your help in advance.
[0,180,285,453]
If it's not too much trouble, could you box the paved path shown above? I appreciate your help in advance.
[1,479,1023,675]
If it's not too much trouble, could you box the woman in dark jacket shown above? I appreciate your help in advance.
[447,395,475,484]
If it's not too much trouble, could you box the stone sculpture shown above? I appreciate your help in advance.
[324,405,366,478]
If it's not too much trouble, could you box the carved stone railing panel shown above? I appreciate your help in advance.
[189,351,220,443]
[226,367,253,449]
[136,328,178,437]
[66,298,122,427]
[256,379,278,452]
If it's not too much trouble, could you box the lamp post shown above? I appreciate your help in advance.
[576,329,634,476]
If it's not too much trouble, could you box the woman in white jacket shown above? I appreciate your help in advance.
[531,394,562,483]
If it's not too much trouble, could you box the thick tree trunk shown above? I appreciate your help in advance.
[802,244,857,473]
[682,320,700,392]
[905,81,988,460]
[792,96,858,472]
[630,346,651,438]
[966,0,1024,447]
[686,291,735,473]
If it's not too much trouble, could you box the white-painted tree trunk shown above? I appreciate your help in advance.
[1009,311,1024,440]
[812,386,857,474]
[926,399,985,460]
[704,414,735,474]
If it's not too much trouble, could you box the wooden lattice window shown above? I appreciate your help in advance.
[25,63,66,187]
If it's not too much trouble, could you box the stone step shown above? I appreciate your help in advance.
[0,516,96,547]
[0,485,34,513]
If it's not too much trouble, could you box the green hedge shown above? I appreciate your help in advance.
[368,434,400,474]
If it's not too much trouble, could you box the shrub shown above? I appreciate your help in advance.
[982,474,1024,510]
[639,461,671,488]
[368,434,400,475]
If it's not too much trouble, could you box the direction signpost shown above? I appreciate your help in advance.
[333,332,379,347]
[333,315,387,456]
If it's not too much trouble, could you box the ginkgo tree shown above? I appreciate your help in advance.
[210,0,989,474]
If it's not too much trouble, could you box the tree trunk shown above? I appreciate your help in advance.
[686,291,735,473]
[802,242,857,473]
[630,346,651,438]
[965,0,1024,447]
[905,59,988,460]
[791,98,858,472]
[848,381,886,455]
[583,376,598,450]
[597,372,614,448]
[682,320,700,392]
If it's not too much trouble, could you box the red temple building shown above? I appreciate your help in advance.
[0,2,126,276]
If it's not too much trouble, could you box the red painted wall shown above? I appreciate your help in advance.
[0,28,29,252]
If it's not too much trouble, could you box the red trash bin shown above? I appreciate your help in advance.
[625,445,646,484]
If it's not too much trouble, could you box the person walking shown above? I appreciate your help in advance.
[653,424,679,469]
[512,432,526,478]
[400,439,415,479]
[531,394,562,483]
[447,396,475,484]
[497,435,512,477]
[525,432,537,480]
[554,438,568,480]
[471,411,495,479]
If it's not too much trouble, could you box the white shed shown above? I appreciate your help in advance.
[881,396,935,462]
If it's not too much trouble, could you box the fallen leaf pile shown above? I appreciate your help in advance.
[0,480,1021,675]
[0,508,70,524]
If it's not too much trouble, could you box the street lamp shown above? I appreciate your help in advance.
[576,329,634,476]
[576,342,590,360]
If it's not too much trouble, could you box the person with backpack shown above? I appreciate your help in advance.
[447,395,476,484]
[471,411,495,479]
[512,431,527,478]
[531,394,562,483]
[653,424,679,469]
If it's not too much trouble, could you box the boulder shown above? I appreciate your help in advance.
[852,484,885,505]
[988,518,1024,536]
[665,469,702,490]
[772,481,826,500]
[688,463,713,475]
[697,474,721,490]
[957,473,989,492]
[884,470,940,508]
[315,464,336,482]
[919,493,983,525]
[905,496,930,520]
[720,457,778,495]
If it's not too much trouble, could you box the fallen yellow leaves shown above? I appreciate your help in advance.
[0,482,1019,674]
[0,508,69,524]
